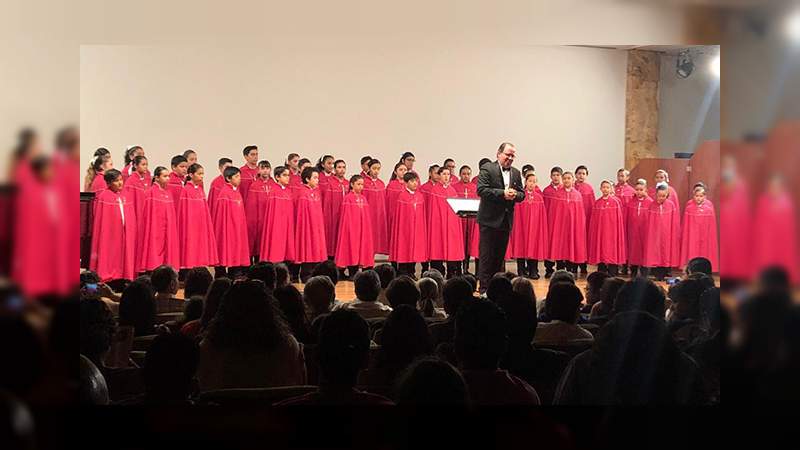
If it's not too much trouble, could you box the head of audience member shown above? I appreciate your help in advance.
[274,285,311,344]
[614,278,666,319]
[421,269,445,298]
[585,271,611,307]
[274,263,290,288]
[143,333,199,404]
[303,275,336,318]
[462,273,478,294]
[119,280,156,336]
[79,298,116,367]
[311,260,339,286]
[757,266,791,293]
[247,262,277,291]
[0,317,45,399]
[353,270,381,303]
[455,299,508,371]
[200,277,232,329]
[699,287,721,335]
[79,355,109,405]
[595,277,626,318]
[549,270,576,286]
[182,296,204,325]
[668,277,708,322]
[386,276,421,310]
[686,257,713,277]
[495,293,538,350]
[376,305,433,378]
[686,272,716,292]
[487,273,514,303]
[184,267,213,299]
[394,357,470,406]
[442,276,474,319]
[316,310,370,389]
[511,276,536,303]
[205,280,291,354]
[544,282,584,324]
[151,265,178,296]
[374,264,396,292]
[416,277,438,316]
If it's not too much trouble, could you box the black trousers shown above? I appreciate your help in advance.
[300,262,320,283]
[516,259,540,277]
[597,263,619,276]
[478,225,511,293]
[398,262,417,278]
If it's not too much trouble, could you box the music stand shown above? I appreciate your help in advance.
[446,198,480,218]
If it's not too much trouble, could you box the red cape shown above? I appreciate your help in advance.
[207,175,226,213]
[547,187,587,263]
[121,163,132,181]
[245,178,272,258]
[509,189,549,260]
[211,183,250,267]
[55,154,82,295]
[753,191,799,283]
[625,196,653,266]
[123,173,151,252]
[389,189,428,263]
[362,176,388,255]
[323,176,350,257]
[91,189,137,281]
[335,192,375,268]
[294,185,327,263]
[680,199,719,272]
[136,184,180,272]
[90,172,107,194]
[178,182,219,268]
[385,178,405,254]
[587,196,626,265]
[574,181,595,225]
[426,183,464,261]
[288,171,304,200]
[238,164,259,204]
[642,200,681,268]
[719,180,752,280]
[259,184,296,263]
[166,172,184,214]
[648,185,680,215]
[614,183,636,207]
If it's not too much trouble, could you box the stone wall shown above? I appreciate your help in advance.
[624,50,660,168]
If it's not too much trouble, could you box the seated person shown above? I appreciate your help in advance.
[429,277,473,348]
[150,265,184,314]
[534,283,594,347]
[143,333,199,405]
[341,270,392,319]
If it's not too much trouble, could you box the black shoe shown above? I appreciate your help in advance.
[531,272,541,280]
[544,271,553,279]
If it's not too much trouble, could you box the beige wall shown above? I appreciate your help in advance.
[80,44,628,185]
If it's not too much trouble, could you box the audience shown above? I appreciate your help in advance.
[421,269,445,299]
[385,276,422,311]
[393,356,470,406]
[275,263,290,289]
[486,273,514,304]
[582,271,610,314]
[311,260,340,287]
[686,256,713,277]
[79,355,109,405]
[416,277,440,318]
[183,267,213,299]
[247,262,277,291]
[274,285,312,344]
[429,277,474,349]
[588,277,625,324]
[667,277,709,349]
[511,276,536,303]
[151,265,182,313]
[537,270,576,319]
[181,277,231,339]
[168,295,203,332]
[687,287,721,404]
[143,333,199,404]
[535,283,594,347]
[613,278,666,319]
[368,305,433,387]
[303,275,337,321]
[374,264,396,305]
[342,270,392,319]
[79,298,117,369]
[118,280,157,336]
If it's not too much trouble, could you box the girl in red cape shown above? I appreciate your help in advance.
[625,179,653,277]
[83,147,109,191]
[123,156,151,245]
[89,152,114,194]
[207,158,233,213]
[389,171,427,277]
[362,159,389,255]
[166,154,188,214]
[239,145,260,204]
[509,173,549,279]
[245,160,272,260]
[323,159,350,258]
[680,186,719,273]
[136,166,180,273]
[452,165,479,275]
[418,164,440,273]
[90,169,137,281]
[386,162,409,258]
[317,154,335,188]
[542,166,563,277]
[642,184,681,281]
[178,163,219,269]
[211,166,250,271]
[648,169,680,214]
[295,167,328,282]
[120,145,145,181]
[587,180,626,275]
[614,168,636,207]
[335,174,375,278]
[426,166,464,278]
[259,166,296,264]
[290,158,311,201]
[547,171,587,275]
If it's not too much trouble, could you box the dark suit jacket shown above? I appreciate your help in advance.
[476,161,524,230]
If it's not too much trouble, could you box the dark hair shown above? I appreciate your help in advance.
[301,166,319,184]
[354,270,381,302]
[614,278,666,319]
[428,164,440,176]
[274,263,290,288]
[170,155,187,168]
[119,280,156,336]
[687,257,713,276]
[400,152,415,161]
[333,159,346,169]
[385,276,421,310]
[497,142,514,154]
[200,278,232,329]
[80,298,116,365]
[186,163,203,181]
[462,273,478,293]
[182,149,196,159]
[360,155,373,166]
[302,275,336,315]
[417,278,438,317]
[243,145,258,157]
[103,169,122,185]
[55,126,79,153]
[349,174,364,189]
[521,164,534,174]
[442,277,473,317]
[223,166,240,181]
[758,266,791,292]
[317,310,370,386]
[151,265,178,293]
[389,161,406,180]
[374,264,396,290]
[495,293,538,348]
[286,153,300,163]
[125,146,142,166]
[152,166,169,184]
[575,165,589,174]
[368,158,381,169]
[258,160,271,169]
[298,158,311,169]
[525,173,537,183]
[316,155,334,172]
[487,274,514,303]
[184,267,213,299]
[247,262,277,291]
[273,166,289,179]
[133,155,148,169]
[375,305,433,380]
[206,280,291,353]
[311,260,339,286]
[586,271,612,305]
[668,278,708,321]
[550,166,564,175]
[402,171,419,183]
[455,299,508,370]
[437,166,451,176]
[218,157,233,168]
[274,285,311,344]
[459,165,471,175]
[596,277,626,318]
[181,296,204,324]
[478,158,492,169]
[143,333,199,403]
[394,357,469,405]
[550,270,576,286]
[545,282,584,323]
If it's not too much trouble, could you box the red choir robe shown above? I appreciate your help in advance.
[166,172,185,214]
[211,183,250,268]
[121,163,132,181]
[574,181,595,227]
[547,187,587,263]
[288,170,304,200]
[245,177,272,258]
[508,189,549,260]
[238,164,259,204]
[648,184,680,214]
[323,175,350,257]
[123,172,151,239]
[90,171,107,194]
[178,181,219,268]
[335,192,374,268]
[294,185,327,263]
[587,195,626,265]
[625,195,653,267]
[614,182,636,207]
[753,190,799,284]
[452,180,479,258]
[90,189,137,281]
[207,174,226,213]
[362,175,389,255]
[389,189,427,263]
[426,183,465,261]
[136,183,180,272]
[719,180,752,280]
[54,153,81,290]
[385,178,406,254]
[259,184,296,263]
[680,199,719,272]
[642,199,681,268]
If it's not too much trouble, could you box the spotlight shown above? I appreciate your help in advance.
[710,54,720,78]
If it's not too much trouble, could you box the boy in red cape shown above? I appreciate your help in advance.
[207,158,233,213]
[614,168,636,207]
[259,166,296,264]
[452,165,479,275]
[136,166,180,273]
[574,165,595,277]
[426,167,465,278]
[239,145,259,204]
[643,183,681,281]
[123,156,151,244]
[362,159,389,255]
[625,179,653,278]
[542,166,563,276]
[245,160,273,261]
[385,162,409,258]
[648,169,680,214]
[90,169,137,282]
[178,163,219,269]
[547,171,587,275]
[211,166,250,274]
[335,174,375,278]
[166,154,188,213]
[509,173,548,279]
[295,167,328,282]
[587,180,626,276]
[680,185,719,272]
[323,159,350,258]
[389,171,428,277]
